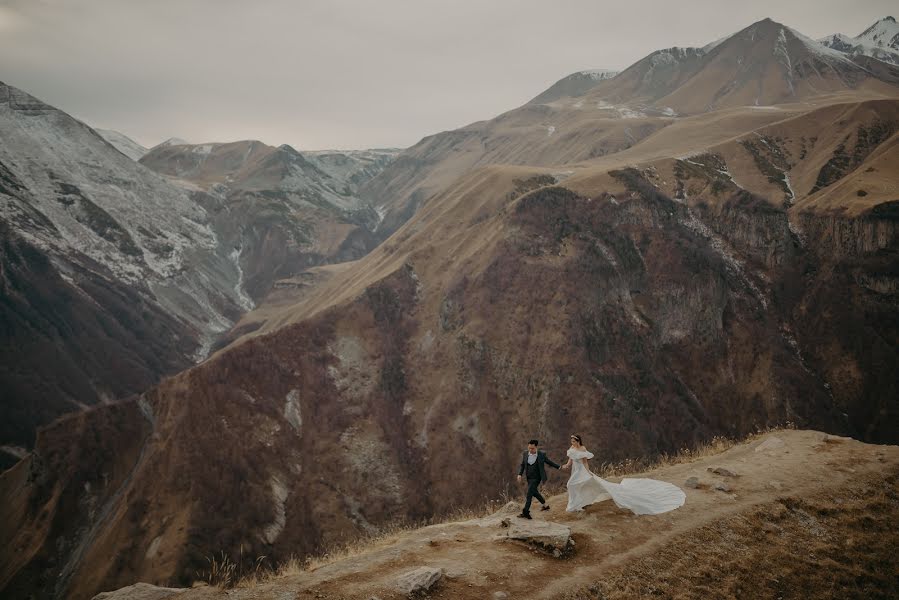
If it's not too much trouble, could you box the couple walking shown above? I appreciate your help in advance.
[517,435,685,519]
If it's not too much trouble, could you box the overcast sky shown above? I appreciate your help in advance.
[0,0,894,150]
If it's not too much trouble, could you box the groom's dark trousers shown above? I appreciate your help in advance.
[524,478,545,513]
[519,450,561,514]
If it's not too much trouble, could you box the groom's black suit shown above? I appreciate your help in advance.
[519,449,561,514]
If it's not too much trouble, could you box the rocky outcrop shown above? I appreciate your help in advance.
[92,583,185,600]
[394,567,443,595]
[495,519,573,557]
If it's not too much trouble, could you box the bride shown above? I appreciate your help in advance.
[562,434,686,515]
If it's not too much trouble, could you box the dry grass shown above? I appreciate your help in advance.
[216,427,791,590]
[223,490,520,588]
[594,424,794,479]
[565,466,899,600]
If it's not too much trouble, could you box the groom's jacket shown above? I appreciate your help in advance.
[519,450,561,483]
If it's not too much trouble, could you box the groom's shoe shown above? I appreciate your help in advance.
[541,504,550,511]
[518,511,532,519]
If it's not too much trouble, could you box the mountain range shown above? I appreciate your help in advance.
[1,14,898,600]
[0,84,397,466]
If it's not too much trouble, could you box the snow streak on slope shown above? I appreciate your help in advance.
[97,129,149,161]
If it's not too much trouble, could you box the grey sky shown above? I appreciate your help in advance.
[0,0,894,150]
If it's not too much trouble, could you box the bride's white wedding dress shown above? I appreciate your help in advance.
[566,447,686,515]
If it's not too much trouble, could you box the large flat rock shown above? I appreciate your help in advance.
[494,518,573,556]
[92,582,186,600]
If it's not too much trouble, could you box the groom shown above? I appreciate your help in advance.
[517,439,562,519]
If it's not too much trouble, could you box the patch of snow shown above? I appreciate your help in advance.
[774,28,796,95]
[261,476,289,544]
[96,129,148,161]
[681,210,768,310]
[284,389,302,433]
[229,246,255,311]
[546,125,556,137]
[579,69,618,80]
[596,100,646,119]
[788,26,866,67]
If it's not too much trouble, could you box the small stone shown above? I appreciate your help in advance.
[714,482,732,492]
[684,476,701,489]
[766,480,784,491]
[708,467,738,478]
[500,518,511,528]
[493,593,509,600]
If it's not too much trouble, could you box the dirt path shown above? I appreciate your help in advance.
[156,430,899,599]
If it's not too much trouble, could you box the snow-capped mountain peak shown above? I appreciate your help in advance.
[819,16,899,66]
[856,16,898,50]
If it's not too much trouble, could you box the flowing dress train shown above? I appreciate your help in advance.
[565,447,686,515]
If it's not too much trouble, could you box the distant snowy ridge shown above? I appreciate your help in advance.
[97,129,148,161]
[819,16,899,66]
[580,69,619,80]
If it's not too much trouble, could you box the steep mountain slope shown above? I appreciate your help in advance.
[363,18,899,239]
[2,17,898,600]
[90,430,899,600]
[0,81,249,461]
[820,16,899,66]
[139,141,399,300]
[96,129,149,161]
[0,82,398,462]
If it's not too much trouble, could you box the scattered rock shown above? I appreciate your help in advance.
[713,482,732,492]
[684,476,701,489]
[493,592,509,599]
[496,519,573,556]
[394,567,443,595]
[754,437,785,453]
[92,583,186,600]
[500,518,511,528]
[708,467,738,478]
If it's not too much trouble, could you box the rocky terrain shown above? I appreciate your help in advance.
[139,141,399,300]
[89,430,899,599]
[0,82,397,462]
[1,15,898,600]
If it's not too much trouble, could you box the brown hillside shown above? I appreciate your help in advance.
[93,430,899,600]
